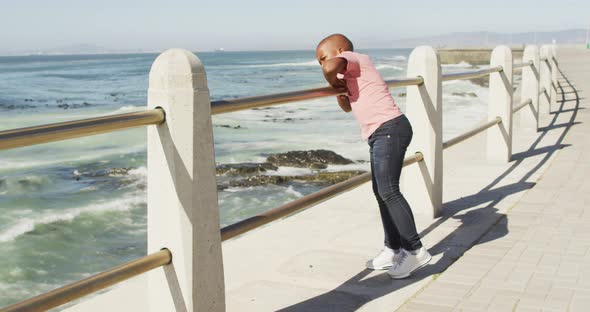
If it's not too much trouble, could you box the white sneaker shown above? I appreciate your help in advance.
[387,247,432,279]
[366,246,403,270]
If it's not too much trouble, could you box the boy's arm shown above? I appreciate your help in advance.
[321,57,348,90]
[336,95,352,112]
[322,57,351,112]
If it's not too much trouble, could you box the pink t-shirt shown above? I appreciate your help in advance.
[336,51,402,140]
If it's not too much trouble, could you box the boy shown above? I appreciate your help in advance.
[315,34,431,279]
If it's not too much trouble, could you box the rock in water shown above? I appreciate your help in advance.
[216,163,278,175]
[266,150,354,168]
[106,168,132,176]
[218,170,366,189]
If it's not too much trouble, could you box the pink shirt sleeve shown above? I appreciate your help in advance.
[335,52,361,78]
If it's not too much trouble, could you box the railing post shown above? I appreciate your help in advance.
[540,45,552,120]
[147,49,225,311]
[520,45,540,131]
[402,46,443,218]
[487,45,513,162]
[550,45,559,111]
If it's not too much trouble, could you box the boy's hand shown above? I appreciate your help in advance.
[331,78,348,93]
[336,94,351,112]
[321,57,348,92]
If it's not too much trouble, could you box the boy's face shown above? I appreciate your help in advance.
[315,41,343,66]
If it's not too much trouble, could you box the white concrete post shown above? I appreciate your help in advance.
[539,45,552,120]
[487,45,513,162]
[147,49,225,312]
[520,45,540,131]
[402,46,443,218]
[550,45,559,111]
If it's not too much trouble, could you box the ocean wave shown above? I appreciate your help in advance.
[0,175,53,194]
[114,105,144,112]
[0,145,146,172]
[284,185,303,198]
[442,61,474,68]
[375,64,404,71]
[241,60,319,68]
[0,195,144,243]
[379,55,407,62]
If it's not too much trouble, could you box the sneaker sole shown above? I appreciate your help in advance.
[366,262,393,270]
[388,254,432,279]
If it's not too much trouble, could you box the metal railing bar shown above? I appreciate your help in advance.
[220,152,424,241]
[441,66,503,82]
[0,108,165,151]
[210,77,424,115]
[442,117,502,150]
[513,60,533,69]
[1,249,172,312]
[513,99,533,113]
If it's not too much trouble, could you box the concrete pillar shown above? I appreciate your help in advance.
[402,46,443,218]
[539,45,552,120]
[520,45,540,131]
[550,45,559,111]
[487,45,513,163]
[147,49,225,312]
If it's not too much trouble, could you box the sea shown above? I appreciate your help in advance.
[0,49,491,306]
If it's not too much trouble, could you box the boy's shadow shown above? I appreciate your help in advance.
[277,206,508,312]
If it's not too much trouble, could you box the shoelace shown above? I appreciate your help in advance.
[395,251,409,268]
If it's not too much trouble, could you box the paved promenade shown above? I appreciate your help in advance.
[398,47,590,311]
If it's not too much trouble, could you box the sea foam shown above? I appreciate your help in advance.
[0,195,144,243]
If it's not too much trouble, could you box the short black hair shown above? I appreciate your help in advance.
[317,34,354,51]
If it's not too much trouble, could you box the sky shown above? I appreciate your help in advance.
[0,0,588,52]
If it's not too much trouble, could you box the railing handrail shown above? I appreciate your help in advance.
[210,77,424,115]
[513,60,534,69]
[0,108,165,151]
[441,66,503,82]
[513,99,533,113]
[1,249,171,312]
[442,117,502,150]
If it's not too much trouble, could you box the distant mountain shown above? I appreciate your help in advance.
[1,29,586,56]
[391,29,588,48]
[0,44,154,56]
[40,43,111,55]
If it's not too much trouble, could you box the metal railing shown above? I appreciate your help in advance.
[211,77,423,114]
[513,99,533,113]
[513,60,533,69]
[442,117,502,150]
[1,249,171,312]
[0,108,165,151]
[0,45,554,311]
[441,66,502,82]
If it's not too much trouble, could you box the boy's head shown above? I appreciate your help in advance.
[316,34,353,65]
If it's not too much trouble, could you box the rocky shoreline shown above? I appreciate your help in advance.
[61,149,368,193]
[215,149,365,190]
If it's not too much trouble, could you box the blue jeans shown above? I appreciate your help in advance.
[368,114,422,251]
